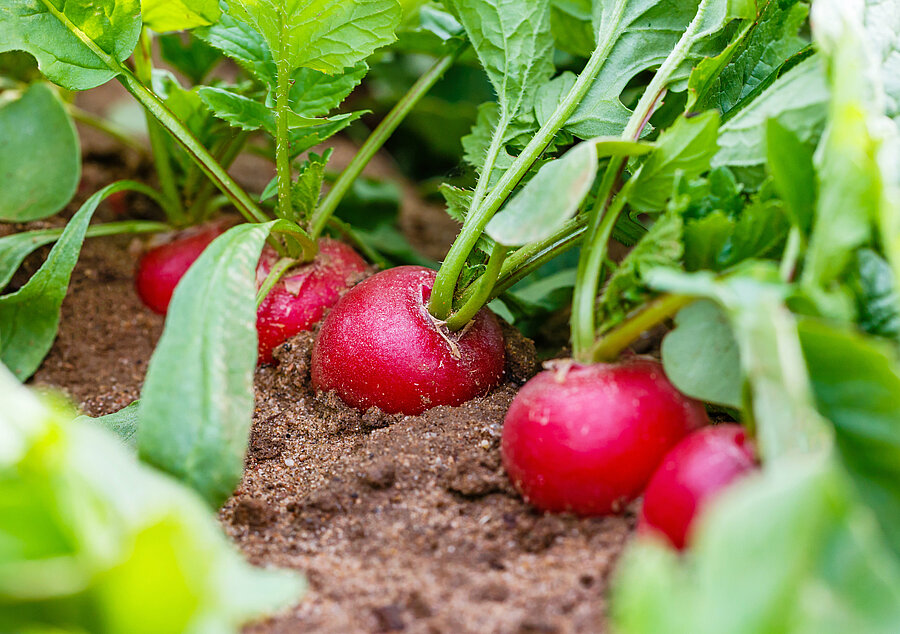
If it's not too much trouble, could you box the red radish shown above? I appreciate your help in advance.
[134,223,227,314]
[310,265,505,414]
[501,359,707,516]
[256,238,367,364]
[638,424,757,549]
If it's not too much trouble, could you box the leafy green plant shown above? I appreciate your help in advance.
[0,364,303,633]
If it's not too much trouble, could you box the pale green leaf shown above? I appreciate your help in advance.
[0,83,79,221]
[141,0,220,32]
[661,299,742,408]
[138,223,274,507]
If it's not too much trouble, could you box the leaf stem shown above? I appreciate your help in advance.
[255,256,295,308]
[134,28,185,224]
[780,226,803,282]
[36,0,270,226]
[274,58,294,222]
[569,0,713,361]
[445,242,507,330]
[590,293,692,361]
[428,0,629,320]
[309,42,465,240]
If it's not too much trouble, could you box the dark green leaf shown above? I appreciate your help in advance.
[288,111,366,158]
[194,11,275,85]
[0,0,141,90]
[138,223,273,508]
[714,56,829,170]
[629,112,720,214]
[851,249,900,344]
[661,300,742,408]
[197,86,325,133]
[550,0,593,57]
[0,83,79,221]
[688,0,808,115]
[158,33,221,84]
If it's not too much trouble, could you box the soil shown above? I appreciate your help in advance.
[23,95,634,633]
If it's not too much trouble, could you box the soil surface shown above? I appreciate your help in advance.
[25,107,634,632]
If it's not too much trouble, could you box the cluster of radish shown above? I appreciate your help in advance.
[136,226,754,550]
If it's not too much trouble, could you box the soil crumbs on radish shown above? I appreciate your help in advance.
[31,155,634,634]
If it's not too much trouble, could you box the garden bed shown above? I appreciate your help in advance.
[31,153,631,634]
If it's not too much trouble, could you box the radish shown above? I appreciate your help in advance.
[310,265,505,414]
[638,423,757,549]
[501,359,707,516]
[256,238,367,364]
[135,223,227,314]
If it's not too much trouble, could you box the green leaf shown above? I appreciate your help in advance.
[850,249,900,344]
[649,265,831,461]
[287,110,365,158]
[287,63,368,117]
[439,183,473,224]
[141,0,220,32]
[550,0,594,58]
[688,0,809,115]
[138,222,274,508]
[800,319,900,558]
[714,55,829,169]
[661,299,742,408]
[765,117,816,232]
[0,368,304,631]
[538,0,753,139]
[77,400,140,450]
[0,0,142,90]
[612,455,900,634]
[197,85,326,133]
[394,3,465,55]
[0,221,169,293]
[629,112,720,214]
[0,83,79,221]
[0,184,133,381]
[485,141,596,246]
[291,151,330,223]
[194,10,275,84]
[444,0,553,122]
[226,0,401,75]
[599,211,683,328]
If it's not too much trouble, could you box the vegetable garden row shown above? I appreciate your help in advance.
[3,0,900,631]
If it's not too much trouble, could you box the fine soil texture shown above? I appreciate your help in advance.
[28,143,634,633]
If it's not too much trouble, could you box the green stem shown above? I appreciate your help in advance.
[780,226,803,282]
[37,0,270,226]
[134,29,185,224]
[67,105,149,157]
[445,242,507,330]
[428,1,628,320]
[569,0,712,360]
[571,176,632,359]
[309,43,465,240]
[590,294,692,361]
[255,257,295,308]
[274,58,294,222]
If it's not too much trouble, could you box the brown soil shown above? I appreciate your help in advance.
[25,103,633,632]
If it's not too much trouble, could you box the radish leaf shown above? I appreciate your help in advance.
[0,0,141,90]
[141,0,220,32]
[138,222,273,508]
[0,83,79,222]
